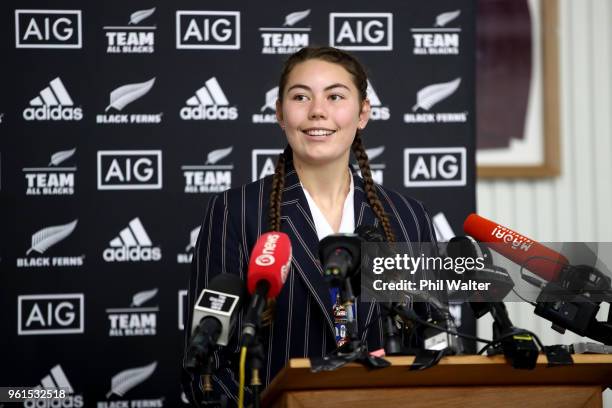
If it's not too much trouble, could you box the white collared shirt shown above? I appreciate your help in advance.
[301,171,355,241]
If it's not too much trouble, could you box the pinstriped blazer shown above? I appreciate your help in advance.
[183,157,437,405]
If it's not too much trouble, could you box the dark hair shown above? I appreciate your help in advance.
[269,46,396,242]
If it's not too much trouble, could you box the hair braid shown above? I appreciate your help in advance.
[262,146,291,325]
[352,132,396,242]
[268,148,288,232]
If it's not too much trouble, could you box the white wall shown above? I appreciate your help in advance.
[475,0,612,404]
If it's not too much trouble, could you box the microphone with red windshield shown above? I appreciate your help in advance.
[464,213,569,283]
[241,232,292,346]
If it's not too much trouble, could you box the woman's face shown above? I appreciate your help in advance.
[277,59,370,167]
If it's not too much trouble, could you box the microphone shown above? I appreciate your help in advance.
[464,213,569,282]
[185,273,246,373]
[319,234,362,286]
[241,232,292,345]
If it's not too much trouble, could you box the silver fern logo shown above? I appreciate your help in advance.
[23,148,77,196]
[435,10,461,27]
[178,226,201,263]
[104,8,156,54]
[17,220,84,268]
[106,78,155,111]
[49,148,76,166]
[129,8,156,25]
[252,86,279,124]
[106,362,157,397]
[412,78,461,111]
[412,10,461,56]
[96,78,162,124]
[106,289,158,336]
[131,289,158,306]
[260,10,311,54]
[27,220,78,255]
[404,78,467,124]
[182,147,234,194]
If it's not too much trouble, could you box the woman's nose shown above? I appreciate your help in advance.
[308,97,327,120]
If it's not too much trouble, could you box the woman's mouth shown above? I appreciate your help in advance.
[302,128,336,137]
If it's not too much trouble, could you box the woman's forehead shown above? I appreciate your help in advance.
[285,59,355,89]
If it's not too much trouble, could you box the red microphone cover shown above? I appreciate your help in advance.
[247,232,292,298]
[464,213,568,282]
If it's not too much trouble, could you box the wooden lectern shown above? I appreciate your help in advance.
[261,355,612,408]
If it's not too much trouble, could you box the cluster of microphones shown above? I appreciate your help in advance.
[184,214,612,407]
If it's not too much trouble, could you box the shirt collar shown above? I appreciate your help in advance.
[301,170,354,241]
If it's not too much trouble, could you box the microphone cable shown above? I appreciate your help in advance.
[238,346,247,408]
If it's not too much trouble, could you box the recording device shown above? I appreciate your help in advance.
[185,273,246,373]
[445,235,538,368]
[464,213,612,345]
[241,232,292,346]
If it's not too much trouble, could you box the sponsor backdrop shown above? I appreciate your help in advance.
[1,1,475,406]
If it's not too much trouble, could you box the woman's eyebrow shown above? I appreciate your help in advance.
[286,83,352,92]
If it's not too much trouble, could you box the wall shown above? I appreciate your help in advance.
[476,0,612,404]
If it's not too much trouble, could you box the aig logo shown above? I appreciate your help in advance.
[329,13,392,51]
[176,11,240,49]
[18,294,84,335]
[97,150,162,190]
[15,10,82,49]
[252,149,283,181]
[404,147,466,187]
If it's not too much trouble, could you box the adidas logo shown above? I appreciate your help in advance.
[23,77,83,121]
[180,77,238,120]
[103,217,161,262]
[27,365,84,407]
[366,80,390,121]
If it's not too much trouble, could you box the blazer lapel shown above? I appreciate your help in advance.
[352,173,381,343]
[280,159,336,339]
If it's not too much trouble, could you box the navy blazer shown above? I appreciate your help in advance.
[183,157,437,405]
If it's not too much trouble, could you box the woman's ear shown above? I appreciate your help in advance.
[276,99,284,129]
[358,98,371,130]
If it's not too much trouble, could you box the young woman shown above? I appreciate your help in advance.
[183,46,437,405]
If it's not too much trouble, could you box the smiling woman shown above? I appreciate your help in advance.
[183,46,439,406]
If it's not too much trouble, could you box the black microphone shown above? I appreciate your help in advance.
[319,234,362,287]
[185,273,245,373]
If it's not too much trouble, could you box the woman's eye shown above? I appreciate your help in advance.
[292,94,308,101]
[329,94,344,101]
